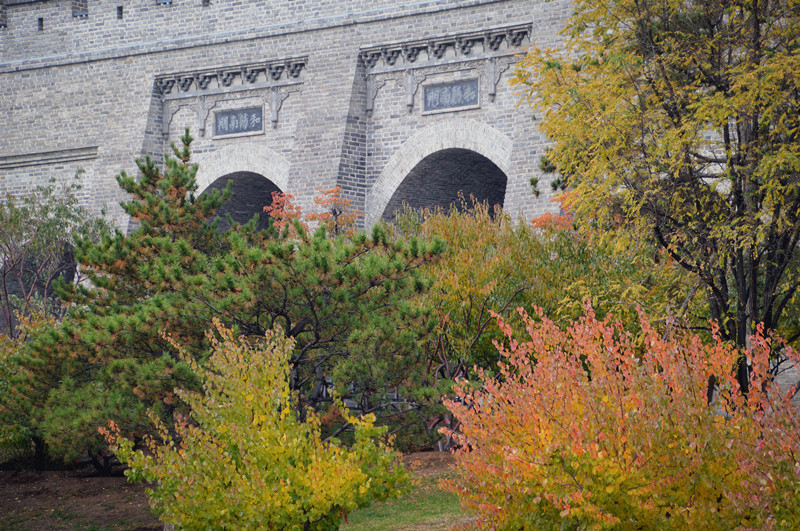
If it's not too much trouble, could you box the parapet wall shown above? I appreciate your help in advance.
[0,0,510,67]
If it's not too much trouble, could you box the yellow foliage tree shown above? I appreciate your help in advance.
[515,0,800,392]
[102,319,408,530]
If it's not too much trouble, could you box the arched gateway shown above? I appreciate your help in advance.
[195,144,290,196]
[366,120,513,227]
[195,144,290,231]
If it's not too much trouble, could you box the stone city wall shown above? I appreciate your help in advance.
[0,0,573,230]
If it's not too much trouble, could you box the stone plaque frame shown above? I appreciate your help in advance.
[421,78,480,115]
[213,105,265,139]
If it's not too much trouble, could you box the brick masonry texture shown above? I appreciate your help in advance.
[0,0,573,231]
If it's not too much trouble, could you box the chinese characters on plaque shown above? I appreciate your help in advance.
[215,107,263,136]
[423,79,479,112]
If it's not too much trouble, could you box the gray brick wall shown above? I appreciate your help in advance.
[0,0,573,230]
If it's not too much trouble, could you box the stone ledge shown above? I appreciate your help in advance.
[0,146,98,170]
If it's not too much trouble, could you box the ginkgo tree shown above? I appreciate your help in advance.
[515,0,800,391]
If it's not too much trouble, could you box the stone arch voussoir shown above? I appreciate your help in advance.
[194,143,290,195]
[366,119,513,228]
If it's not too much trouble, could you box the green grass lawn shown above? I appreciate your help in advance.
[342,462,475,531]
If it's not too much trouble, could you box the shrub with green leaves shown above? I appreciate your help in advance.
[0,325,32,465]
[0,173,109,338]
[103,319,408,529]
[392,199,700,379]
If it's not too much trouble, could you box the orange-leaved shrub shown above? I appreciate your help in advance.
[443,306,800,530]
[263,190,306,234]
[305,186,361,237]
[102,319,408,529]
[264,186,360,237]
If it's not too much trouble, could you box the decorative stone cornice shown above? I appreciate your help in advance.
[359,23,531,72]
[155,57,308,97]
[0,146,98,170]
[158,58,307,138]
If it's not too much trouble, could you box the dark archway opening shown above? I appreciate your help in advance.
[201,171,282,232]
[381,148,508,222]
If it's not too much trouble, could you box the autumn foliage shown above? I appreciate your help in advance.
[264,186,360,236]
[262,190,306,234]
[102,320,408,529]
[307,186,361,236]
[514,0,800,389]
[444,307,800,529]
[398,199,697,380]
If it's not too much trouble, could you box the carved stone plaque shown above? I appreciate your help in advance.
[423,79,479,112]
[214,107,263,136]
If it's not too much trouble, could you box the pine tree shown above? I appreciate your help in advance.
[19,129,440,467]
[22,130,229,470]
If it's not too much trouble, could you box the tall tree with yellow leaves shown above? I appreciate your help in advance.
[516,0,800,392]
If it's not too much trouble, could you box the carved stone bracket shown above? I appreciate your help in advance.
[362,51,382,69]
[161,100,191,138]
[177,75,194,92]
[269,85,300,128]
[479,57,514,102]
[428,41,449,60]
[366,75,388,115]
[359,23,531,71]
[405,70,427,112]
[156,78,175,94]
[199,95,225,137]
[268,64,285,81]
[242,66,261,84]
[195,73,214,90]
[217,70,237,87]
[156,56,308,96]
[484,32,505,51]
[196,95,225,137]
[163,93,226,139]
[286,61,305,79]
[456,37,479,56]
[402,45,425,63]
[506,27,529,47]
[382,48,402,66]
